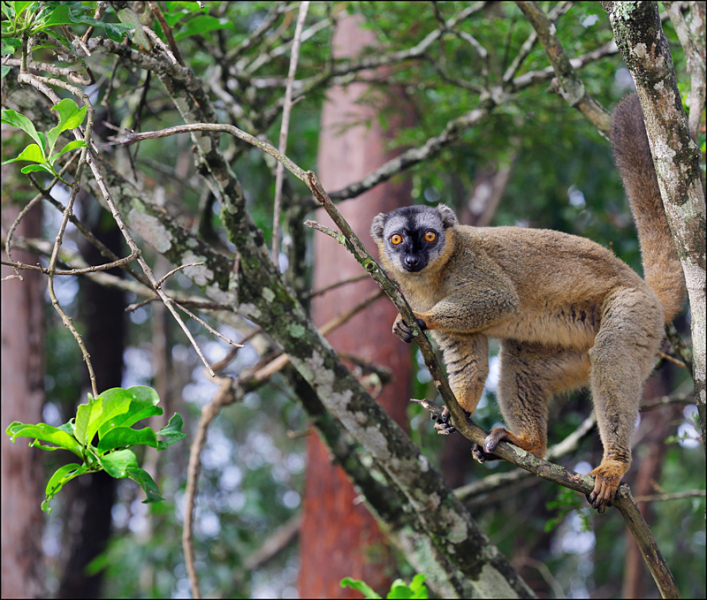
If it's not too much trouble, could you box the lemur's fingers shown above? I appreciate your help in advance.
[472,444,500,463]
[587,461,627,513]
[392,314,413,343]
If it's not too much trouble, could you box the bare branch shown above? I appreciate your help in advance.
[272,1,310,263]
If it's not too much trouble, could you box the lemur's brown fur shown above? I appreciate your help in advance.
[371,95,686,512]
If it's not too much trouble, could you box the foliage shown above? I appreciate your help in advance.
[341,573,428,599]
[1,99,87,182]
[5,386,185,513]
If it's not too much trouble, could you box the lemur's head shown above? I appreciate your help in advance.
[371,204,457,274]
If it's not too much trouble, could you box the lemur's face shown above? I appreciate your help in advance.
[371,205,457,274]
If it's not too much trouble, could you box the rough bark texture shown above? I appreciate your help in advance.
[1,202,45,599]
[603,0,706,448]
[299,15,414,598]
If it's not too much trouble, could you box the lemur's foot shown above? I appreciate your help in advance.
[587,460,629,513]
[472,443,500,463]
[432,406,455,435]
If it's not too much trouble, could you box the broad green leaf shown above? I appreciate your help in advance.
[58,420,75,437]
[51,139,87,163]
[20,164,55,176]
[341,578,382,599]
[46,124,61,157]
[97,426,158,454]
[2,38,22,54]
[98,448,138,478]
[101,21,135,42]
[1,142,44,164]
[156,413,186,450]
[51,98,87,132]
[14,2,36,19]
[44,462,90,511]
[408,574,427,599]
[173,15,234,40]
[116,6,151,48]
[42,4,85,27]
[6,422,83,458]
[41,4,134,42]
[387,581,413,599]
[1,65,10,79]
[94,390,132,437]
[1,109,43,148]
[74,395,104,446]
[97,386,161,438]
[1,2,15,19]
[126,465,164,503]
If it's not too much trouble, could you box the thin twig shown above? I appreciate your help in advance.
[174,302,243,348]
[633,489,706,503]
[148,1,185,66]
[305,272,370,298]
[46,127,98,397]
[272,1,310,264]
[3,153,80,280]
[183,377,239,600]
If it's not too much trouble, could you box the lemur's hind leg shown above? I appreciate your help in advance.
[433,333,488,434]
[587,288,663,512]
[475,341,590,463]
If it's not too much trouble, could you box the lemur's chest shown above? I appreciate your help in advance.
[394,271,450,313]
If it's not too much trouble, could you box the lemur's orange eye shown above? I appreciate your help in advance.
[390,234,403,245]
[424,231,436,243]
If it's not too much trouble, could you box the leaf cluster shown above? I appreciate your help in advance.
[1,98,87,182]
[341,573,428,599]
[5,385,185,513]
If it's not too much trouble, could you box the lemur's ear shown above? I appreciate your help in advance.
[437,204,458,228]
[371,213,387,242]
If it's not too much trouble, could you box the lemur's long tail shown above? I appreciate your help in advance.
[611,94,686,322]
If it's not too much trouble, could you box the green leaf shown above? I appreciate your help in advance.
[126,465,164,503]
[1,142,45,164]
[1,108,43,148]
[6,422,83,458]
[116,6,151,48]
[101,21,135,42]
[51,139,87,163]
[46,124,61,158]
[43,462,90,512]
[97,426,158,454]
[408,574,428,599]
[387,580,413,599]
[156,413,186,450]
[41,4,134,41]
[97,386,161,439]
[14,2,36,19]
[98,448,138,478]
[58,420,74,435]
[74,395,105,446]
[173,14,234,40]
[20,163,56,176]
[2,38,21,54]
[1,65,10,79]
[341,578,382,599]
[51,98,87,132]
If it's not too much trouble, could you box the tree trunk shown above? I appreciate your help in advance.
[298,15,414,598]
[1,202,45,599]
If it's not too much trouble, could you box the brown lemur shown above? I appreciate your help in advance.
[370,95,686,512]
